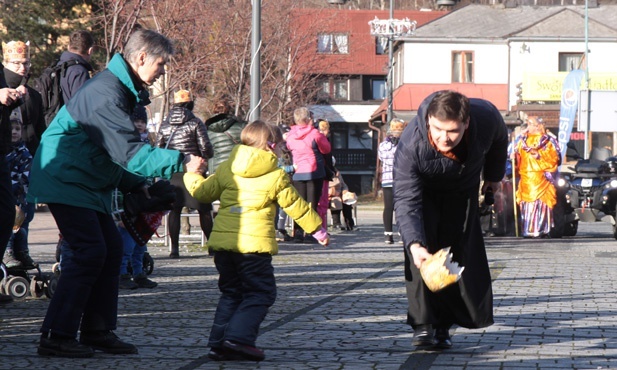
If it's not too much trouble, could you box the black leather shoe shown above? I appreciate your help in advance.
[412,324,434,347]
[434,328,452,349]
[208,347,234,361]
[223,340,265,361]
[38,336,94,358]
[80,330,138,354]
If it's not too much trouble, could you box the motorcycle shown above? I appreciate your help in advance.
[553,144,617,238]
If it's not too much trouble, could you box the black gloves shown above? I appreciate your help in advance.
[123,180,177,217]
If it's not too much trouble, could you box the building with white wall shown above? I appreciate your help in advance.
[373,2,617,138]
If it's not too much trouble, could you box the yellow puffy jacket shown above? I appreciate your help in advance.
[184,145,322,255]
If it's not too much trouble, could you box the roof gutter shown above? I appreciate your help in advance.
[397,37,508,44]
[508,36,617,42]
[399,36,617,43]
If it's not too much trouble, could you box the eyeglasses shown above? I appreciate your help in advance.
[8,61,31,68]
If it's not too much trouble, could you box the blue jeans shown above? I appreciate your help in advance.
[118,226,146,276]
[276,207,288,231]
[21,201,36,231]
[9,202,36,257]
[208,251,277,348]
[42,203,123,338]
[6,228,27,255]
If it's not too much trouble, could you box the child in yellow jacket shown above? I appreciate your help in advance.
[184,120,329,362]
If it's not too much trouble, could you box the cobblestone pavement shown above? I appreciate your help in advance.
[1,206,617,369]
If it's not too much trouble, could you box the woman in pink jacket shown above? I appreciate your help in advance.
[286,107,331,242]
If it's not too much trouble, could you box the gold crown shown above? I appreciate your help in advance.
[2,40,30,62]
[174,89,192,104]
[388,119,406,134]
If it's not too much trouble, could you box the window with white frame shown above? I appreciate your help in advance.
[559,53,583,72]
[321,79,349,100]
[317,33,349,54]
[452,51,473,83]
[333,80,348,99]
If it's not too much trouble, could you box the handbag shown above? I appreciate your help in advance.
[121,210,167,246]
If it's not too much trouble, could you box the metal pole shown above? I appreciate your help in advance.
[583,0,590,160]
[249,0,261,122]
[387,0,394,124]
[511,151,519,237]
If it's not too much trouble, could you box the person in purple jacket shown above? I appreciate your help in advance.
[286,107,331,242]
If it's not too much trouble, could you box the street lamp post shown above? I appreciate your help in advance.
[369,4,416,125]
[249,0,262,122]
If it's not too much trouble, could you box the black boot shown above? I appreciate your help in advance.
[15,251,36,269]
[38,333,94,358]
[434,327,452,349]
[80,330,138,354]
[412,324,434,347]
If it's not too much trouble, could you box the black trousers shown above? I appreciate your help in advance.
[208,251,276,348]
[382,186,394,233]
[42,204,123,337]
[168,172,213,248]
[292,179,323,235]
[331,204,354,228]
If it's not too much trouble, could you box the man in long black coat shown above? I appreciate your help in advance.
[393,90,508,349]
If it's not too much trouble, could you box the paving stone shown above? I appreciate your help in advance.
[3,209,617,369]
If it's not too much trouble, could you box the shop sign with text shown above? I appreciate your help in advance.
[522,72,617,101]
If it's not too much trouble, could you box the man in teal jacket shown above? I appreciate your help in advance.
[29,29,186,358]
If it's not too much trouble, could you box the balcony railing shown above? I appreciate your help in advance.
[333,149,376,170]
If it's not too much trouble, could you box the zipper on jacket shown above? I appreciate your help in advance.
[458,164,465,175]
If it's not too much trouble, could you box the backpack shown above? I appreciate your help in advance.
[31,59,84,126]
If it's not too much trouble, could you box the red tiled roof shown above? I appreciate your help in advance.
[371,83,509,121]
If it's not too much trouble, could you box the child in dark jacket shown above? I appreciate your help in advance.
[3,113,35,269]
[273,124,294,241]
[184,120,329,362]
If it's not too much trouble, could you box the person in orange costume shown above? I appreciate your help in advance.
[514,117,560,238]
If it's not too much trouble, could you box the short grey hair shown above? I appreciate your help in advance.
[123,28,174,65]
[293,107,311,125]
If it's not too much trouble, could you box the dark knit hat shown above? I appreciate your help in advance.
[131,105,147,122]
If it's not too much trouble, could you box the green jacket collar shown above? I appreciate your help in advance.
[107,53,150,105]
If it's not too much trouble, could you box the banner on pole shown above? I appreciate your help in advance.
[557,69,585,161]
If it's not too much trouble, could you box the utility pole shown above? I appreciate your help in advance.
[249,0,261,122]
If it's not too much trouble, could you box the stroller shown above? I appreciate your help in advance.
[1,206,55,300]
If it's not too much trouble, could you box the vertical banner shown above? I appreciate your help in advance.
[557,69,585,161]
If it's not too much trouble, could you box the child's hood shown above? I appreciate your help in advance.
[230,145,278,178]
